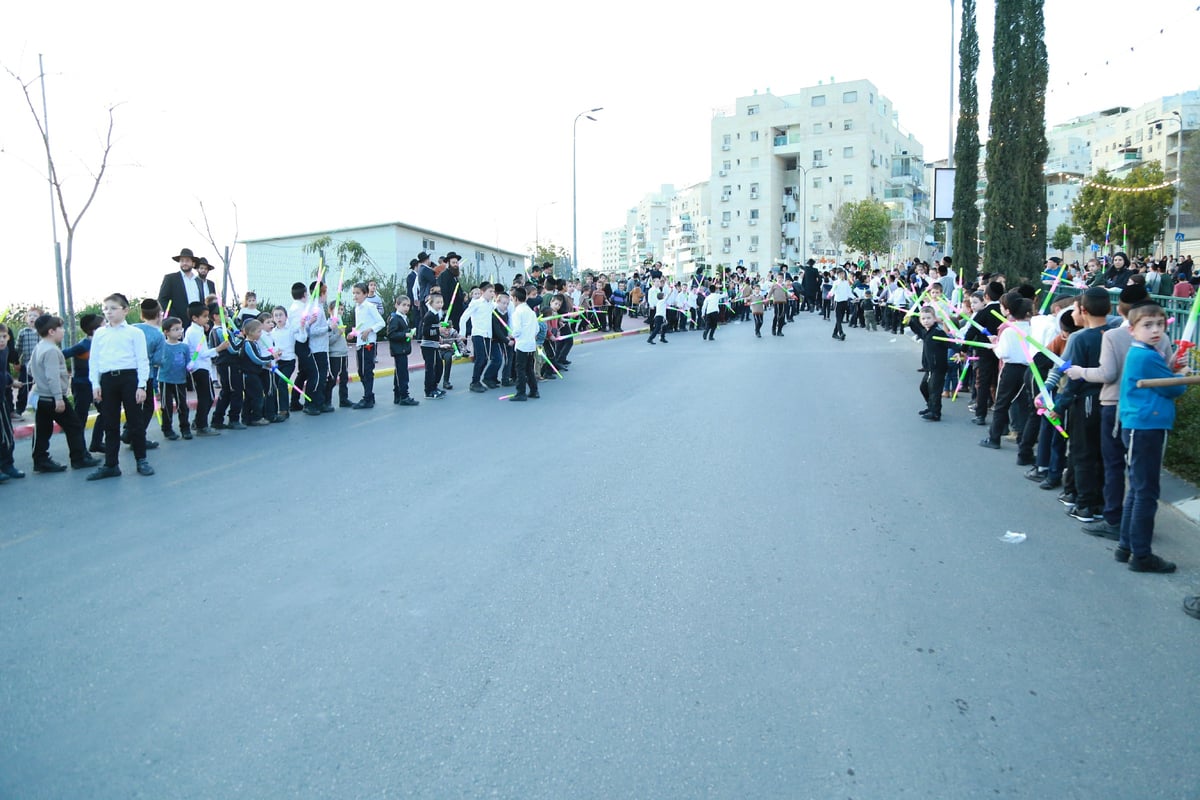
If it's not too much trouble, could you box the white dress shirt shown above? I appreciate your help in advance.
[90,321,150,384]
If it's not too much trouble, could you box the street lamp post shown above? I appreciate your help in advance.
[573,107,603,277]
[1151,112,1185,259]
[797,162,825,263]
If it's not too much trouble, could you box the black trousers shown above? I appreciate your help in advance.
[213,363,243,424]
[703,311,719,339]
[356,346,376,401]
[920,369,947,416]
[325,354,348,406]
[987,363,1028,444]
[647,315,666,342]
[422,347,444,395]
[772,303,786,334]
[609,307,624,332]
[832,301,848,337]
[514,349,537,397]
[33,396,88,464]
[307,352,328,410]
[1069,394,1104,511]
[753,313,764,335]
[243,370,266,421]
[393,361,412,399]
[974,354,999,421]
[99,370,146,466]
[274,359,295,414]
[293,341,316,410]
[192,369,215,430]
[161,383,189,433]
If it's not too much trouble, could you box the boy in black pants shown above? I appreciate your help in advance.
[419,293,449,398]
[910,306,948,421]
[386,296,419,405]
[29,315,99,472]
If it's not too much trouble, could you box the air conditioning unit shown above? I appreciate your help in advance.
[749,219,758,226]
[721,144,731,151]
[722,247,731,253]
[749,192,759,199]
[748,246,758,252]
[721,221,730,227]
[718,170,728,176]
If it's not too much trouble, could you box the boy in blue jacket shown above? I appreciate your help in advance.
[1116,302,1189,573]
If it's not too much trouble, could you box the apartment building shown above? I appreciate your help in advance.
[711,79,928,272]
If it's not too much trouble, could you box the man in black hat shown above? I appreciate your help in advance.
[415,251,436,312]
[195,257,218,299]
[157,248,206,321]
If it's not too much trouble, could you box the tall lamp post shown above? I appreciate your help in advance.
[573,107,603,277]
[1151,112,1185,259]
[797,162,825,263]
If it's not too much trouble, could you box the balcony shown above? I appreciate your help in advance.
[722,246,731,253]
[720,194,731,202]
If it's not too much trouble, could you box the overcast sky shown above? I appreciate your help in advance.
[3,1,1197,308]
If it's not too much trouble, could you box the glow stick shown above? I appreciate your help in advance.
[497,393,516,401]
[989,309,1064,367]
[441,283,461,326]
[492,309,511,332]
[933,336,990,348]
[1040,264,1066,315]
[537,347,562,379]
[271,366,311,403]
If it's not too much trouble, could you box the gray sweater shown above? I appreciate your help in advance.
[31,339,69,401]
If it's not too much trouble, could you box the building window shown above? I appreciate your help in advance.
[843,175,854,185]
[722,160,731,171]
[750,157,760,168]
[843,91,858,103]
[843,146,854,158]
[750,130,760,142]
[422,238,436,250]
[722,211,731,222]
[723,237,731,247]
[475,251,485,263]
[812,204,821,217]
[723,134,731,145]
[783,212,796,222]
[812,177,821,189]
[844,119,853,131]
[812,95,826,107]
[812,122,823,134]
[812,149,823,164]
[869,92,874,104]
[747,104,759,116]
[750,235,759,246]
[749,209,759,220]
[508,258,516,268]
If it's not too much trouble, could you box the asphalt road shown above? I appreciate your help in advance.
[2,313,1198,800]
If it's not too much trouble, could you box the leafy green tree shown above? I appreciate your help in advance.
[1181,130,1199,218]
[952,0,981,263]
[1050,223,1074,256]
[842,199,893,256]
[983,0,1048,282]
[1070,163,1175,254]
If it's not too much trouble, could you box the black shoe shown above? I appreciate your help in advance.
[33,459,67,473]
[352,400,374,409]
[560,360,571,366]
[120,431,131,444]
[1024,467,1047,482]
[1128,554,1176,573]
[469,384,487,393]
[1082,520,1121,540]
[660,339,668,344]
[320,405,336,413]
[919,409,930,416]
[1114,546,1131,563]
[399,397,420,406]
[86,465,121,481]
[339,400,355,408]
[269,415,287,423]
[136,459,155,477]
[1016,454,1035,466]
[72,455,100,469]
[182,430,194,440]
[1069,506,1100,523]
[137,440,159,450]
[509,394,527,402]
[978,438,1001,450]
[500,379,514,387]
[211,421,228,430]
[195,427,221,436]
[442,383,454,391]
[1039,477,1062,490]
[1056,491,1077,506]
[164,430,180,441]
[528,393,541,399]
[483,380,501,389]
[248,419,271,426]
[971,417,987,426]
[1183,596,1200,620]
[89,444,105,454]
[1,465,25,479]
[302,407,322,416]
[647,339,656,345]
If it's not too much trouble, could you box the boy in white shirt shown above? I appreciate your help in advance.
[701,288,724,341]
[350,282,385,409]
[183,301,229,436]
[269,307,296,419]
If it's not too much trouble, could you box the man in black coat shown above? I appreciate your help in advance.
[157,248,207,322]
[438,253,466,331]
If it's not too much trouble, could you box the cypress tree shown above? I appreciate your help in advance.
[983,0,1048,282]
[952,0,980,271]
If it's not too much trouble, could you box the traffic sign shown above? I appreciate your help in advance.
[1090,244,1100,251]
[1176,232,1186,242]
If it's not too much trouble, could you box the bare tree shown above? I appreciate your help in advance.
[191,200,240,305]
[7,63,116,344]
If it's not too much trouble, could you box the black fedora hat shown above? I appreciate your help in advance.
[172,247,196,262]
[445,251,463,261]
[196,256,212,268]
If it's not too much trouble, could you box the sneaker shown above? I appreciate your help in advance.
[163,430,180,441]
[1024,467,1047,482]
[352,400,374,409]
[339,400,355,408]
[1081,519,1121,540]
[33,459,67,473]
[71,455,100,469]
[500,379,514,387]
[142,440,160,450]
[971,417,987,426]
[399,397,420,406]
[182,430,194,440]
[919,409,931,416]
[978,438,1001,450]
[86,465,121,481]
[1015,454,1035,466]
[195,427,222,436]
[1039,477,1062,490]
[1114,546,1131,563]
[1057,491,1077,506]
[1069,506,1101,523]
[442,382,454,391]
[248,419,271,426]
[1,465,25,479]
[320,405,336,413]
[302,407,322,416]
[483,380,501,389]
[211,421,228,430]
[1128,553,1176,574]
[136,459,155,477]
[528,393,541,399]
[923,414,941,422]
[509,394,527,402]
[469,383,487,393]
